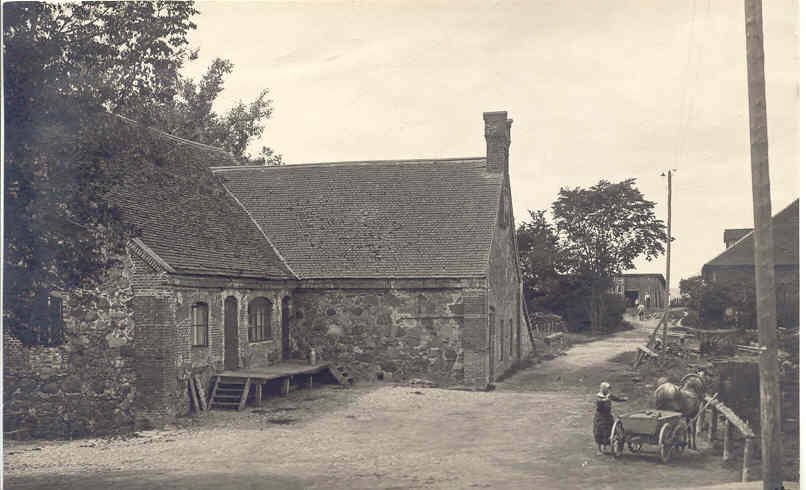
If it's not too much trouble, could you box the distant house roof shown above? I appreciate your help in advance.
[106,118,294,279]
[703,199,799,270]
[723,228,753,246]
[213,158,504,279]
[620,273,666,289]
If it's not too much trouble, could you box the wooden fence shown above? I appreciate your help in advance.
[698,394,756,482]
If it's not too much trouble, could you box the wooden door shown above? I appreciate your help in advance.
[281,296,291,360]
[224,296,239,370]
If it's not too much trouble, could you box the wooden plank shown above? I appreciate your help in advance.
[255,382,262,407]
[238,378,251,411]
[705,395,755,438]
[193,376,208,411]
[638,345,659,358]
[280,377,290,396]
[210,376,220,404]
[633,348,646,369]
[188,379,201,413]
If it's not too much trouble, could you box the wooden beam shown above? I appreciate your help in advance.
[238,378,251,411]
[193,376,208,411]
[281,377,290,396]
[255,382,262,407]
[705,395,756,438]
[188,379,200,414]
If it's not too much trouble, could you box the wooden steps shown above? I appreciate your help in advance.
[328,365,354,387]
[210,376,251,410]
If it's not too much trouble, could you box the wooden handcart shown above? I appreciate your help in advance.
[610,409,688,463]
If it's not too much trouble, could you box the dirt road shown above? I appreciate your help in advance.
[5,320,741,489]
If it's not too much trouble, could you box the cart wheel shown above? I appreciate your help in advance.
[658,422,673,463]
[610,420,625,457]
[671,421,687,457]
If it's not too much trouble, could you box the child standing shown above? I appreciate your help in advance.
[594,382,628,454]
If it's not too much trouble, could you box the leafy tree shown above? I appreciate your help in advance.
[516,210,562,309]
[679,275,756,329]
[3,2,280,340]
[139,58,283,163]
[551,179,667,331]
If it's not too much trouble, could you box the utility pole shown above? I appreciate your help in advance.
[744,0,783,488]
[660,169,673,362]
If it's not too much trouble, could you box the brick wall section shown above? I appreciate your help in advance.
[3,255,137,439]
[133,270,292,423]
[293,288,465,385]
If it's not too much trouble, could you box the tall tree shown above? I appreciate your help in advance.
[516,210,562,311]
[140,58,283,163]
[551,179,667,331]
[3,2,279,340]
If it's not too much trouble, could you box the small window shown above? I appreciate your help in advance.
[15,293,65,347]
[248,297,272,342]
[192,303,209,347]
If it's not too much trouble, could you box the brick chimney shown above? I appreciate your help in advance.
[483,111,512,173]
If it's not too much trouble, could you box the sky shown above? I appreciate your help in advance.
[184,0,799,290]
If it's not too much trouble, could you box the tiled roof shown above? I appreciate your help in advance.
[213,158,504,279]
[703,199,799,269]
[723,228,753,245]
[106,120,294,279]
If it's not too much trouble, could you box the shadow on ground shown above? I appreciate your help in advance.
[5,471,309,490]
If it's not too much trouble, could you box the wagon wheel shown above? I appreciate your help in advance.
[610,420,625,457]
[671,421,687,457]
[658,422,674,463]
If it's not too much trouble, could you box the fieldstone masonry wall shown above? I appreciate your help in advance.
[292,288,465,385]
[3,256,137,439]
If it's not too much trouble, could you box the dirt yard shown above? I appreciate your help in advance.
[4,319,753,489]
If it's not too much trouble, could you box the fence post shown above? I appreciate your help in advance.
[742,437,753,482]
[723,421,733,462]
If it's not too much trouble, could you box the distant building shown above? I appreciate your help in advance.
[701,199,799,328]
[616,273,666,308]
[723,228,753,249]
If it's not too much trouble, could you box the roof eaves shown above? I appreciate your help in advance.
[128,238,176,274]
[217,178,300,280]
[210,156,487,172]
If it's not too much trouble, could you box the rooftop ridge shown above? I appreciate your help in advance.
[210,156,487,172]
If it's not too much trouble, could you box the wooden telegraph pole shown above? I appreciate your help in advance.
[661,170,673,362]
[743,0,783,488]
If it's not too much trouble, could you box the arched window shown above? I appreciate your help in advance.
[248,297,272,342]
[192,303,209,347]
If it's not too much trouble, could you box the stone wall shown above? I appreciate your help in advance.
[3,256,137,439]
[292,287,465,385]
[487,181,528,381]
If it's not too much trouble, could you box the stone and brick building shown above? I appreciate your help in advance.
[701,199,799,328]
[4,111,531,436]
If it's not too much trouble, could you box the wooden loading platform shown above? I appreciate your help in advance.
[208,361,353,411]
